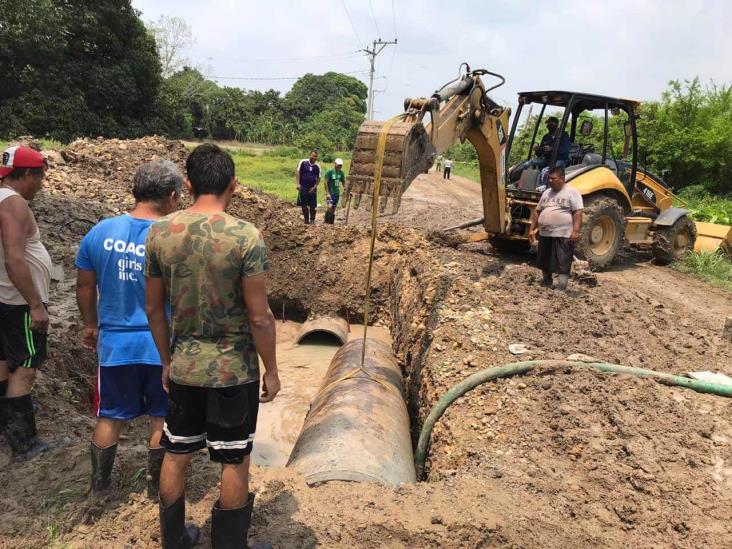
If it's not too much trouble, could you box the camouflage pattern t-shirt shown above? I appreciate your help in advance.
[144,211,269,388]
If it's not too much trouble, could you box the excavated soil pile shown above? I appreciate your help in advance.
[44,136,189,213]
[1,138,730,548]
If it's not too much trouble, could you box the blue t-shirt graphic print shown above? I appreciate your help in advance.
[75,214,162,367]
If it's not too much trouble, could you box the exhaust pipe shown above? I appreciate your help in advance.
[287,338,416,485]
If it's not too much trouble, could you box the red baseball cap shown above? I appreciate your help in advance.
[0,146,46,178]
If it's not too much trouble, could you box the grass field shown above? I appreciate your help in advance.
[450,161,480,182]
[230,149,351,203]
[0,139,64,151]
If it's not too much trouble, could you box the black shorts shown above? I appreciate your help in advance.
[0,303,48,370]
[537,236,574,275]
[161,379,259,464]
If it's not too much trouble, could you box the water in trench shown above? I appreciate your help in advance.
[251,320,391,468]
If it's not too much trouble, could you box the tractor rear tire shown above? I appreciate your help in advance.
[576,195,626,270]
[490,237,531,254]
[652,215,697,265]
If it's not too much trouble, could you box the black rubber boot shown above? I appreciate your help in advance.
[147,447,165,499]
[540,270,553,287]
[211,493,273,549]
[3,394,49,460]
[90,441,118,493]
[160,494,200,549]
[0,379,8,436]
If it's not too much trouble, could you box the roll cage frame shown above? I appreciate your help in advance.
[504,90,640,185]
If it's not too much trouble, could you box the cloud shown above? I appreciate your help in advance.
[134,0,732,116]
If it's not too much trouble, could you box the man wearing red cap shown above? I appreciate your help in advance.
[0,146,52,460]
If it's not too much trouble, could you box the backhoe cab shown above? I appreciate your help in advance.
[502,91,698,267]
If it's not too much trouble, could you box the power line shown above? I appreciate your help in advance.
[340,0,364,48]
[368,0,382,38]
[206,52,361,64]
[207,70,369,81]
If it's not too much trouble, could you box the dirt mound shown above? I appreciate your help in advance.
[42,136,188,212]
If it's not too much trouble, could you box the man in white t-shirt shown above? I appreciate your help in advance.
[529,166,583,290]
[443,158,453,180]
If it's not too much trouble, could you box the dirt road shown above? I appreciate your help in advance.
[340,170,484,230]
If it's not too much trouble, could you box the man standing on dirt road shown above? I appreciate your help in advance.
[75,160,182,496]
[0,146,52,461]
[529,166,583,291]
[145,144,279,549]
[443,158,453,180]
[323,158,345,224]
[296,149,321,224]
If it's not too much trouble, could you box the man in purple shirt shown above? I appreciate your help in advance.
[295,150,320,224]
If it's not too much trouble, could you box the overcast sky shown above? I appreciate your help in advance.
[133,0,732,117]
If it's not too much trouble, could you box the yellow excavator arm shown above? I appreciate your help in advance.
[347,66,511,234]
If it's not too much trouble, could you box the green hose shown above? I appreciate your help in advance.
[414,359,732,477]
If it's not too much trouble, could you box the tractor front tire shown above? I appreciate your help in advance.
[576,195,626,270]
[652,215,697,265]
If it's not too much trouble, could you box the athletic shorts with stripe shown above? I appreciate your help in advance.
[0,303,48,370]
[161,379,259,464]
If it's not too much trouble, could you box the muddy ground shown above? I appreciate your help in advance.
[0,140,730,548]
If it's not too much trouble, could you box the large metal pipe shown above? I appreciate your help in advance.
[287,338,416,485]
[295,316,349,346]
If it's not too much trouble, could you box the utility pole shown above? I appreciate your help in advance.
[362,38,397,120]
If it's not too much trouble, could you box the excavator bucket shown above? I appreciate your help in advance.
[347,119,435,214]
[694,222,732,257]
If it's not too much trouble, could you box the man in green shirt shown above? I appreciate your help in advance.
[323,158,346,224]
[145,143,279,548]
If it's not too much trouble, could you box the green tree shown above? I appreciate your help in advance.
[639,79,732,195]
[0,0,166,141]
[284,72,367,119]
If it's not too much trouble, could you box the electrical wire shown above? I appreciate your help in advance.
[340,0,364,48]
[368,0,382,38]
[206,52,362,64]
[207,70,369,81]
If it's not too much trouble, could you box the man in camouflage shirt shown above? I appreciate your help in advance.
[145,143,279,549]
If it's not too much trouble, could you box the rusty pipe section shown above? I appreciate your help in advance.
[287,338,416,485]
[295,316,349,346]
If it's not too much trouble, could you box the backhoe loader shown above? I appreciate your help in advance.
[346,64,732,268]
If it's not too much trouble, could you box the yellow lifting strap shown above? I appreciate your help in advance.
[316,114,407,396]
[360,114,405,366]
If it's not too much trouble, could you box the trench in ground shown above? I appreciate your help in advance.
[252,319,392,469]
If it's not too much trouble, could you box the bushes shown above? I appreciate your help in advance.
[678,185,732,225]
[675,250,732,292]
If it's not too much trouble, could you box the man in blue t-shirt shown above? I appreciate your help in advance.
[295,149,320,224]
[75,159,182,496]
